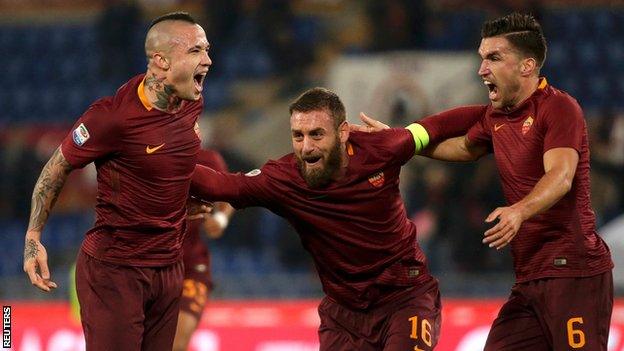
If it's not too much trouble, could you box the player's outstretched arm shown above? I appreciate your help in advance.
[24,146,73,292]
[482,147,578,250]
[420,136,488,162]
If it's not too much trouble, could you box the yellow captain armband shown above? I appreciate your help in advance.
[405,123,430,153]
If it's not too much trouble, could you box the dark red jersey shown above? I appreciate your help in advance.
[61,74,202,266]
[192,128,433,310]
[182,149,228,273]
[466,78,612,282]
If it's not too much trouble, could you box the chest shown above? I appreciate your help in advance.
[490,113,545,177]
[120,112,200,178]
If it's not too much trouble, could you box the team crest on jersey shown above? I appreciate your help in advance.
[522,116,534,135]
[72,123,90,146]
[245,169,261,177]
[368,171,385,188]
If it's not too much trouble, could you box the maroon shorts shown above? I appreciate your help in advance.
[179,264,212,321]
[485,271,613,351]
[75,249,184,351]
[318,279,441,351]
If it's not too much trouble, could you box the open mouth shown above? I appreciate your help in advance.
[484,80,499,100]
[193,72,207,92]
[303,156,322,166]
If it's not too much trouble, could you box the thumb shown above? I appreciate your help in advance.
[485,208,501,223]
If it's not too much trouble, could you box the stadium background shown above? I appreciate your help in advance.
[0,0,622,350]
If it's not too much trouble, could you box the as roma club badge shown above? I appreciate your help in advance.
[522,116,534,135]
[368,171,385,188]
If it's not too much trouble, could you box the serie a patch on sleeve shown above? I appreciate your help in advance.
[72,123,90,146]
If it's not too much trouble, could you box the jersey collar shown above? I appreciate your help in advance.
[137,77,153,111]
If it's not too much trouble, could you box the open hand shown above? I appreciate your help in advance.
[483,206,525,250]
[349,112,390,133]
[23,237,57,292]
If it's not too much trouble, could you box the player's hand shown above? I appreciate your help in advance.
[483,206,525,250]
[202,215,226,239]
[23,236,57,292]
[187,197,213,220]
[349,112,390,133]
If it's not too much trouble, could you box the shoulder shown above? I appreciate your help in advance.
[540,86,583,115]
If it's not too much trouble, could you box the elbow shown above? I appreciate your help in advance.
[560,177,573,194]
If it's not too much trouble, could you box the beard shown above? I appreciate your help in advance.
[296,138,342,189]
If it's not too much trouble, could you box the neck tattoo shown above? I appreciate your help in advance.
[145,74,182,113]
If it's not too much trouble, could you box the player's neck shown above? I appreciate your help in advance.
[333,147,350,180]
[503,76,540,112]
[143,71,183,114]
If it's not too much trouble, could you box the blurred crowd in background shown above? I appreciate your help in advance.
[1,0,623,300]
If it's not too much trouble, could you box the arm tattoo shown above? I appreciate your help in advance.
[28,147,73,232]
[145,73,182,112]
[24,238,39,261]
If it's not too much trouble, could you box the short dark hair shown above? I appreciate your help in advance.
[289,88,346,130]
[149,11,197,29]
[481,13,547,69]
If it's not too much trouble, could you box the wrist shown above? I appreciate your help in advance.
[25,230,42,241]
[212,211,229,229]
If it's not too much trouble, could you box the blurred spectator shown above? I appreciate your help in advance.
[366,0,429,51]
[96,0,143,84]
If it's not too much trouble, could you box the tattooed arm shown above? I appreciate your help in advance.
[24,146,73,292]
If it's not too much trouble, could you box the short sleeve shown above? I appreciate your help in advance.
[61,100,122,169]
[372,128,417,166]
[541,95,584,153]
[466,115,492,147]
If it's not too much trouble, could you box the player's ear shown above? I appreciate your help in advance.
[153,52,170,70]
[520,57,536,77]
[338,121,349,143]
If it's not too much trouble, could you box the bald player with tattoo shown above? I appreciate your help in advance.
[23,12,211,350]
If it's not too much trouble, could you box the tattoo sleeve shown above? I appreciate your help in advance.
[27,147,73,232]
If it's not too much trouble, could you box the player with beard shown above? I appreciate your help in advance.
[190,87,480,350]
[360,13,614,351]
[22,12,211,350]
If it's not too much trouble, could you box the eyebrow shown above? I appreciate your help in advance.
[291,127,324,134]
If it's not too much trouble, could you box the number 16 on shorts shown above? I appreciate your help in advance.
[409,315,433,350]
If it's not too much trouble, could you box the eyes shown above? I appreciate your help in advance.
[292,130,325,142]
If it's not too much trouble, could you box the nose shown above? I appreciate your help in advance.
[302,136,315,155]
[202,51,212,66]
[478,60,489,77]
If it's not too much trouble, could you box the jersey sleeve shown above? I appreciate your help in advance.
[190,163,275,209]
[417,105,488,144]
[197,149,229,172]
[541,95,584,153]
[466,113,492,147]
[60,100,122,169]
[365,128,417,166]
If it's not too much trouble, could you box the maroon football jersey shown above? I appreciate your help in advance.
[182,149,228,274]
[466,78,613,282]
[191,128,434,309]
[61,74,202,266]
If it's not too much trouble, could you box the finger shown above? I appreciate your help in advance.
[485,208,502,223]
[483,220,507,238]
[491,228,514,249]
[38,256,50,280]
[25,263,41,286]
[32,273,51,292]
[187,213,206,221]
[360,112,389,130]
[348,123,367,132]
[44,279,58,289]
